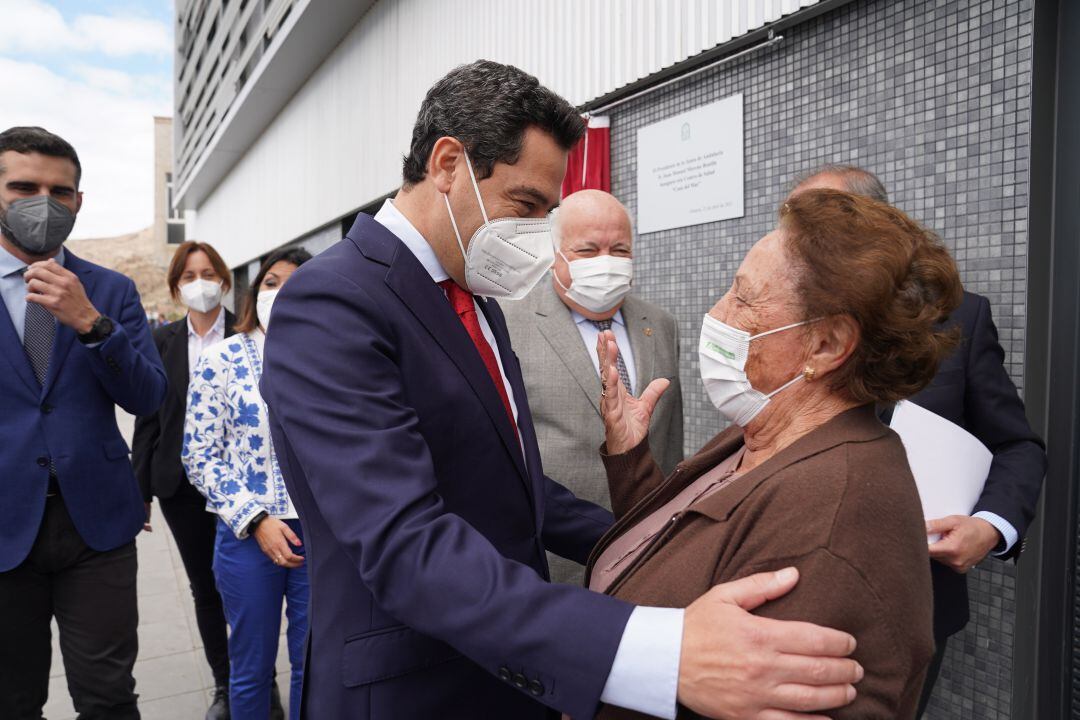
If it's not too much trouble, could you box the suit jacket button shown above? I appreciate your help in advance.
[41,403,53,414]
[528,679,544,696]
[498,667,511,682]
[512,673,527,689]
[37,456,49,467]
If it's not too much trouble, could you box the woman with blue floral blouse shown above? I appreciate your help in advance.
[183,248,312,720]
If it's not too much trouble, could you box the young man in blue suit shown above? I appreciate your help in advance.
[0,127,168,719]
[261,61,863,720]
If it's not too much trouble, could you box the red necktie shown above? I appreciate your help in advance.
[439,280,518,436]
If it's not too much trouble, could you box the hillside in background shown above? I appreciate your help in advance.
[67,229,182,320]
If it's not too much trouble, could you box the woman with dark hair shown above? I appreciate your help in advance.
[591,189,962,719]
[183,247,313,720]
[131,240,241,719]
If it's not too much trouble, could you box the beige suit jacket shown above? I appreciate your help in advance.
[500,279,684,584]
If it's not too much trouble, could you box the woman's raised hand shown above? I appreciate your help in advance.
[597,329,670,455]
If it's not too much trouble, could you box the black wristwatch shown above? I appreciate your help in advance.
[247,511,269,534]
[78,315,115,345]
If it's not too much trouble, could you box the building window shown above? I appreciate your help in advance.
[165,173,182,221]
[167,222,186,246]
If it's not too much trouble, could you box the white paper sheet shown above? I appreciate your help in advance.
[888,400,992,542]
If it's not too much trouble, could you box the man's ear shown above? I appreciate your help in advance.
[75,191,84,215]
[429,137,464,195]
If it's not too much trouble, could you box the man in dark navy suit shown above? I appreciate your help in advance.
[261,61,864,720]
[0,127,168,718]
[791,165,1047,715]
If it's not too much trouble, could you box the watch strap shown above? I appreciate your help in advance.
[78,315,115,344]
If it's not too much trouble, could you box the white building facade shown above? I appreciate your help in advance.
[174,0,823,273]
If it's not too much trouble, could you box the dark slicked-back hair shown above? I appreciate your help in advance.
[794,164,888,203]
[402,60,585,186]
[0,126,82,187]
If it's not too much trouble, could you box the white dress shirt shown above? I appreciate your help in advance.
[571,307,637,395]
[187,306,226,372]
[374,198,682,719]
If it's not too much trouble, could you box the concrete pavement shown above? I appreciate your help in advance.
[42,411,294,720]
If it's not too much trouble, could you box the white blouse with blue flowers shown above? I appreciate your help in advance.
[182,330,297,538]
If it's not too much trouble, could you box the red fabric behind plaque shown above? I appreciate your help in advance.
[562,116,610,197]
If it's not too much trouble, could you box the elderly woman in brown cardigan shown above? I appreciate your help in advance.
[590,189,962,720]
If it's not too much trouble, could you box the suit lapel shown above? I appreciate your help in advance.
[623,296,655,392]
[534,282,603,415]
[479,297,542,515]
[41,251,95,397]
[164,318,190,403]
[0,290,40,395]
[366,218,531,490]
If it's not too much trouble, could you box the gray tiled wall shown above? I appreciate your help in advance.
[609,0,1031,717]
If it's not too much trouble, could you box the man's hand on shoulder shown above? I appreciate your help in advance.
[679,568,862,719]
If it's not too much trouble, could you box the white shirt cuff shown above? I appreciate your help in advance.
[972,511,1019,556]
[600,606,683,719]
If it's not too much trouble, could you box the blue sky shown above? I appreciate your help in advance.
[0,0,176,238]
[40,1,173,80]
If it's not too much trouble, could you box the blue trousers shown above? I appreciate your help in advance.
[214,518,308,720]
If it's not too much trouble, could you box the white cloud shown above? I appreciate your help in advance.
[73,14,172,58]
[0,57,171,239]
[0,0,171,58]
[72,64,171,98]
[72,65,136,94]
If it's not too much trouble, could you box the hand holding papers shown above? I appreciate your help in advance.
[888,400,993,543]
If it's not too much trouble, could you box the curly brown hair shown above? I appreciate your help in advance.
[779,189,963,404]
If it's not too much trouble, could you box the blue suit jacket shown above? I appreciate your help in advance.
[0,250,167,571]
[261,215,634,719]
[910,291,1047,638]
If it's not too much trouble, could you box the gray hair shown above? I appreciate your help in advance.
[794,164,889,203]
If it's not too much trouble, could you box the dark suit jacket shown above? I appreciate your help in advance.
[0,250,167,571]
[909,291,1047,638]
[592,405,934,719]
[132,310,235,502]
[260,214,634,720]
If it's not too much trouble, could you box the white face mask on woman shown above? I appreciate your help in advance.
[553,251,634,313]
[442,148,555,300]
[698,313,813,426]
[179,279,223,314]
[256,289,280,331]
